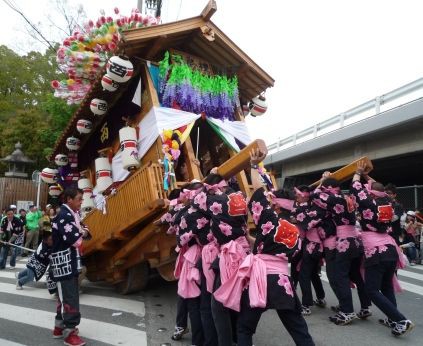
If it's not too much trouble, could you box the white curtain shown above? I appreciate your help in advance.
[137,106,201,159]
[111,150,130,182]
[206,117,252,152]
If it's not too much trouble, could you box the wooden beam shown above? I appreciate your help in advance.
[201,0,217,22]
[145,35,168,60]
[183,135,202,180]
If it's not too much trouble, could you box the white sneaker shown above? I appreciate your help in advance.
[8,266,15,270]
[16,281,23,290]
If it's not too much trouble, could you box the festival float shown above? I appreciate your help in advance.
[46,1,275,293]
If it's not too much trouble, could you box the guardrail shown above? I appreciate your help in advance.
[268,77,423,153]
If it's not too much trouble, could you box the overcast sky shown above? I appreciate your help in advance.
[2,0,423,145]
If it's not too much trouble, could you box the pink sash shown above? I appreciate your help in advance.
[176,244,202,298]
[306,228,322,243]
[219,236,250,286]
[201,241,220,293]
[337,225,359,239]
[214,254,289,312]
[361,231,406,292]
[323,235,336,250]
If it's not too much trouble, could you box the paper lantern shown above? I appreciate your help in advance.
[242,104,250,116]
[41,168,58,184]
[54,154,69,166]
[249,95,268,117]
[106,55,133,83]
[78,178,93,195]
[90,98,108,116]
[101,74,119,92]
[66,136,81,151]
[95,157,113,194]
[119,126,140,170]
[49,185,62,197]
[76,119,93,134]
[81,195,95,213]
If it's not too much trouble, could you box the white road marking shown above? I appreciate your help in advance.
[0,302,147,346]
[0,338,26,346]
[397,268,423,281]
[0,282,145,316]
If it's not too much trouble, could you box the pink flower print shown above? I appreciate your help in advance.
[174,204,183,211]
[166,225,176,235]
[306,242,316,254]
[64,224,73,233]
[251,201,264,216]
[197,217,209,229]
[261,221,275,235]
[307,210,317,218]
[357,190,367,201]
[188,206,196,214]
[318,227,326,239]
[362,209,374,220]
[334,204,345,214]
[352,181,362,190]
[207,232,216,242]
[180,231,193,246]
[313,199,327,209]
[296,213,306,222]
[194,192,207,211]
[320,193,329,201]
[257,242,264,253]
[210,202,222,215]
[219,222,233,236]
[179,217,187,230]
[386,226,393,234]
[336,239,350,252]
[378,245,388,253]
[341,217,350,225]
[364,247,377,258]
[277,274,294,297]
[253,213,261,225]
[161,212,172,223]
[366,224,378,232]
[308,219,320,229]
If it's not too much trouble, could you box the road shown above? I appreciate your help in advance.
[0,257,422,346]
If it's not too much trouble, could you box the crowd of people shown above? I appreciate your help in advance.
[159,154,418,346]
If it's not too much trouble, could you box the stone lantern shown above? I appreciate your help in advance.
[0,142,34,178]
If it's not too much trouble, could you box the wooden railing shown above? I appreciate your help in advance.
[83,163,167,255]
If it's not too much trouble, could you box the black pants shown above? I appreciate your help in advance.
[186,297,204,345]
[176,295,188,328]
[55,276,80,330]
[200,270,218,346]
[335,255,371,313]
[325,252,338,297]
[365,261,406,322]
[211,294,238,346]
[299,254,325,306]
[237,292,315,346]
[291,252,302,288]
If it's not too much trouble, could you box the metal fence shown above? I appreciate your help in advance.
[396,185,423,212]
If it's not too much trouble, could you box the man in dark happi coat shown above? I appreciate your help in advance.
[50,188,90,346]
[351,161,414,336]
[0,208,24,269]
[312,176,371,325]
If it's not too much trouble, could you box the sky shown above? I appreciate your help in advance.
[1,0,423,146]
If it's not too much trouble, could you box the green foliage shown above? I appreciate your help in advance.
[0,45,74,175]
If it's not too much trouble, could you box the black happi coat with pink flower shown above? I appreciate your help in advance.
[249,188,301,310]
[350,180,397,266]
[312,188,362,260]
[160,203,185,236]
[193,187,248,245]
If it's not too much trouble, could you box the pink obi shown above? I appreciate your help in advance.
[213,254,289,312]
[336,225,360,239]
[306,228,322,244]
[323,236,336,250]
[219,236,250,286]
[201,241,220,293]
[176,244,202,299]
[361,231,406,292]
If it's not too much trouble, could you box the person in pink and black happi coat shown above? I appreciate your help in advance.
[214,149,314,346]
[311,176,371,325]
[291,186,326,316]
[193,173,250,346]
[351,161,414,336]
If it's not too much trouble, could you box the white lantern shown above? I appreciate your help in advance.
[76,119,92,134]
[101,74,119,92]
[78,178,93,196]
[90,98,108,116]
[66,136,81,151]
[81,195,95,213]
[249,95,268,117]
[106,55,133,83]
[49,185,62,197]
[95,157,113,194]
[54,154,68,166]
[119,126,140,170]
[242,104,250,116]
[41,168,58,184]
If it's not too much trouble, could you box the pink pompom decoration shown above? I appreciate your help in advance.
[51,80,60,89]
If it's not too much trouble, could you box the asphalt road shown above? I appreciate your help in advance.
[0,258,422,346]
